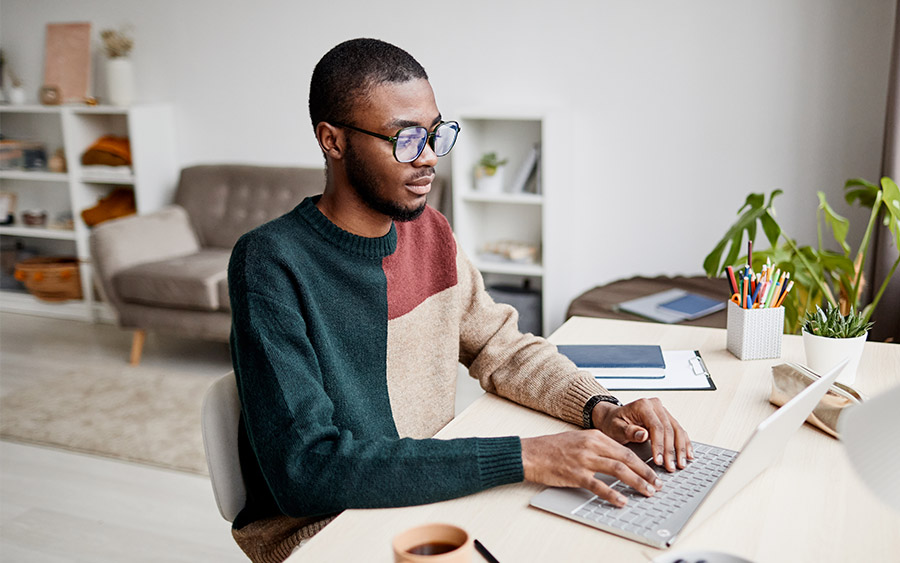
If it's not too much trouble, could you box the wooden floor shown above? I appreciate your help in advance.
[0,312,484,561]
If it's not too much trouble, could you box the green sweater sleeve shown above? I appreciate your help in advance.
[229,236,523,518]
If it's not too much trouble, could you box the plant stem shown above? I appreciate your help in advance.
[863,253,900,324]
[850,191,883,308]
[782,235,838,307]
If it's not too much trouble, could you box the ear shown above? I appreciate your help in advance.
[316,122,345,161]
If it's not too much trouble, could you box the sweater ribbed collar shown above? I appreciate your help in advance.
[296,196,397,258]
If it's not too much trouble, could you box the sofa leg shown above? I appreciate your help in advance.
[130,329,146,366]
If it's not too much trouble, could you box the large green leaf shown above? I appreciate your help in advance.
[844,178,879,208]
[703,190,782,276]
[881,177,900,248]
[817,191,850,255]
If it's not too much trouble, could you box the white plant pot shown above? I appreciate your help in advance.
[802,330,868,386]
[475,167,505,193]
[9,86,26,105]
[106,57,134,106]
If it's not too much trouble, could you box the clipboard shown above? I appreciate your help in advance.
[587,350,716,391]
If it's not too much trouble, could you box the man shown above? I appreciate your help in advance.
[228,38,691,562]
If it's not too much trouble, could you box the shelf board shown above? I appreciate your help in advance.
[475,259,544,277]
[0,170,70,182]
[0,104,61,114]
[80,175,135,185]
[460,192,544,205]
[0,290,93,321]
[0,226,78,240]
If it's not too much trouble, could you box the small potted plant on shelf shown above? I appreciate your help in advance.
[801,305,873,386]
[474,152,508,193]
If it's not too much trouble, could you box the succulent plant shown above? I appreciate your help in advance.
[802,305,873,339]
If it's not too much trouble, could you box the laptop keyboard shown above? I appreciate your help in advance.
[572,443,738,536]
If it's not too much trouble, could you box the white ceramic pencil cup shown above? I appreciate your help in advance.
[726,301,785,360]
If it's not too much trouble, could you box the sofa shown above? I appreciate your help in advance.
[91,164,448,364]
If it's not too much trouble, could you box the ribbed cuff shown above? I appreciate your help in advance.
[560,372,610,427]
[475,436,524,488]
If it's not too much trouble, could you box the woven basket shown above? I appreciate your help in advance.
[14,256,83,302]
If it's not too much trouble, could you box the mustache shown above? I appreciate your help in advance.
[407,167,435,183]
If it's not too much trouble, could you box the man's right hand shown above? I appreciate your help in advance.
[521,430,663,507]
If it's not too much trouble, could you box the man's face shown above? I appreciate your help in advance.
[341,78,440,222]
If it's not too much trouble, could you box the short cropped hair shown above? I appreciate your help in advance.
[309,38,428,130]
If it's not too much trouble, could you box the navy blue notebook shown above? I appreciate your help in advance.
[557,344,666,377]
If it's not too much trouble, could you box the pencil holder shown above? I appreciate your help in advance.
[726,300,784,360]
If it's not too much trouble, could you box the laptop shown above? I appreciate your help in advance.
[530,359,848,548]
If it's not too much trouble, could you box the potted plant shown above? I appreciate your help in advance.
[474,152,508,193]
[801,305,873,385]
[704,177,900,334]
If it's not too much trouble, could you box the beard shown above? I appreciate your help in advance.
[344,140,428,223]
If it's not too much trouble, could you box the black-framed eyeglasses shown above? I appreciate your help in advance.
[331,120,460,163]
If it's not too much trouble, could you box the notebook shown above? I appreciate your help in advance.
[615,289,725,324]
[557,345,665,377]
[530,359,848,549]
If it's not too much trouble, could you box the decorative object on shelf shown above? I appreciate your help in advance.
[510,143,541,194]
[704,177,900,334]
[21,209,47,227]
[801,305,872,386]
[39,85,61,105]
[13,256,82,301]
[43,22,92,103]
[479,239,539,264]
[81,135,131,167]
[49,211,74,231]
[101,26,135,106]
[9,79,26,105]
[0,192,16,225]
[48,148,66,173]
[81,187,136,226]
[474,152,508,193]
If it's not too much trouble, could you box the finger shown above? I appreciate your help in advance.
[627,425,649,443]
[671,417,692,468]
[594,452,661,496]
[640,408,667,468]
[580,476,628,508]
[660,408,677,472]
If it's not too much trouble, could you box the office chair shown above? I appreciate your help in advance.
[839,383,900,513]
[201,371,247,522]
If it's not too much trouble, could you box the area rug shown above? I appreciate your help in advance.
[0,366,216,475]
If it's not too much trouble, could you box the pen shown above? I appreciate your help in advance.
[747,240,752,271]
[742,276,749,308]
[726,265,738,295]
[474,539,500,563]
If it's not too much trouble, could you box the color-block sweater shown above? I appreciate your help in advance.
[228,196,609,562]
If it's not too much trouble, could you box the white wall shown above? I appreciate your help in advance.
[1,0,894,331]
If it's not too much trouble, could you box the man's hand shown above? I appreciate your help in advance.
[521,431,663,507]
[592,398,693,472]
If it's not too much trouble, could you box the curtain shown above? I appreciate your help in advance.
[871,0,900,343]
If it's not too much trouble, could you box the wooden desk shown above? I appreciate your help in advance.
[291,318,900,562]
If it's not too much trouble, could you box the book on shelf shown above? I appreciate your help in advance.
[509,143,541,194]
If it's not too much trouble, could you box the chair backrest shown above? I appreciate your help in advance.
[201,371,246,522]
[839,383,900,513]
[175,165,326,250]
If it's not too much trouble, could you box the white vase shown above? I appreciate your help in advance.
[9,86,26,105]
[106,57,134,106]
[802,330,868,386]
[475,167,505,193]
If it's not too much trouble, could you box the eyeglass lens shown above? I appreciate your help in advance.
[395,122,459,162]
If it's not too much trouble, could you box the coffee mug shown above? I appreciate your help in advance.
[392,523,472,562]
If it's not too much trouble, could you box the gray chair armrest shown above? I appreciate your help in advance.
[91,205,202,307]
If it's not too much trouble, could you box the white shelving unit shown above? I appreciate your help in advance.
[451,111,550,335]
[0,103,177,321]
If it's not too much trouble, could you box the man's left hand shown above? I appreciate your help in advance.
[592,398,693,472]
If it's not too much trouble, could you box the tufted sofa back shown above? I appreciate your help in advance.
[174,165,326,249]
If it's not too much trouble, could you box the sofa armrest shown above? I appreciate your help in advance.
[91,205,202,306]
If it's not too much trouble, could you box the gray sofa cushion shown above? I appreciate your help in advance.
[114,249,232,311]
